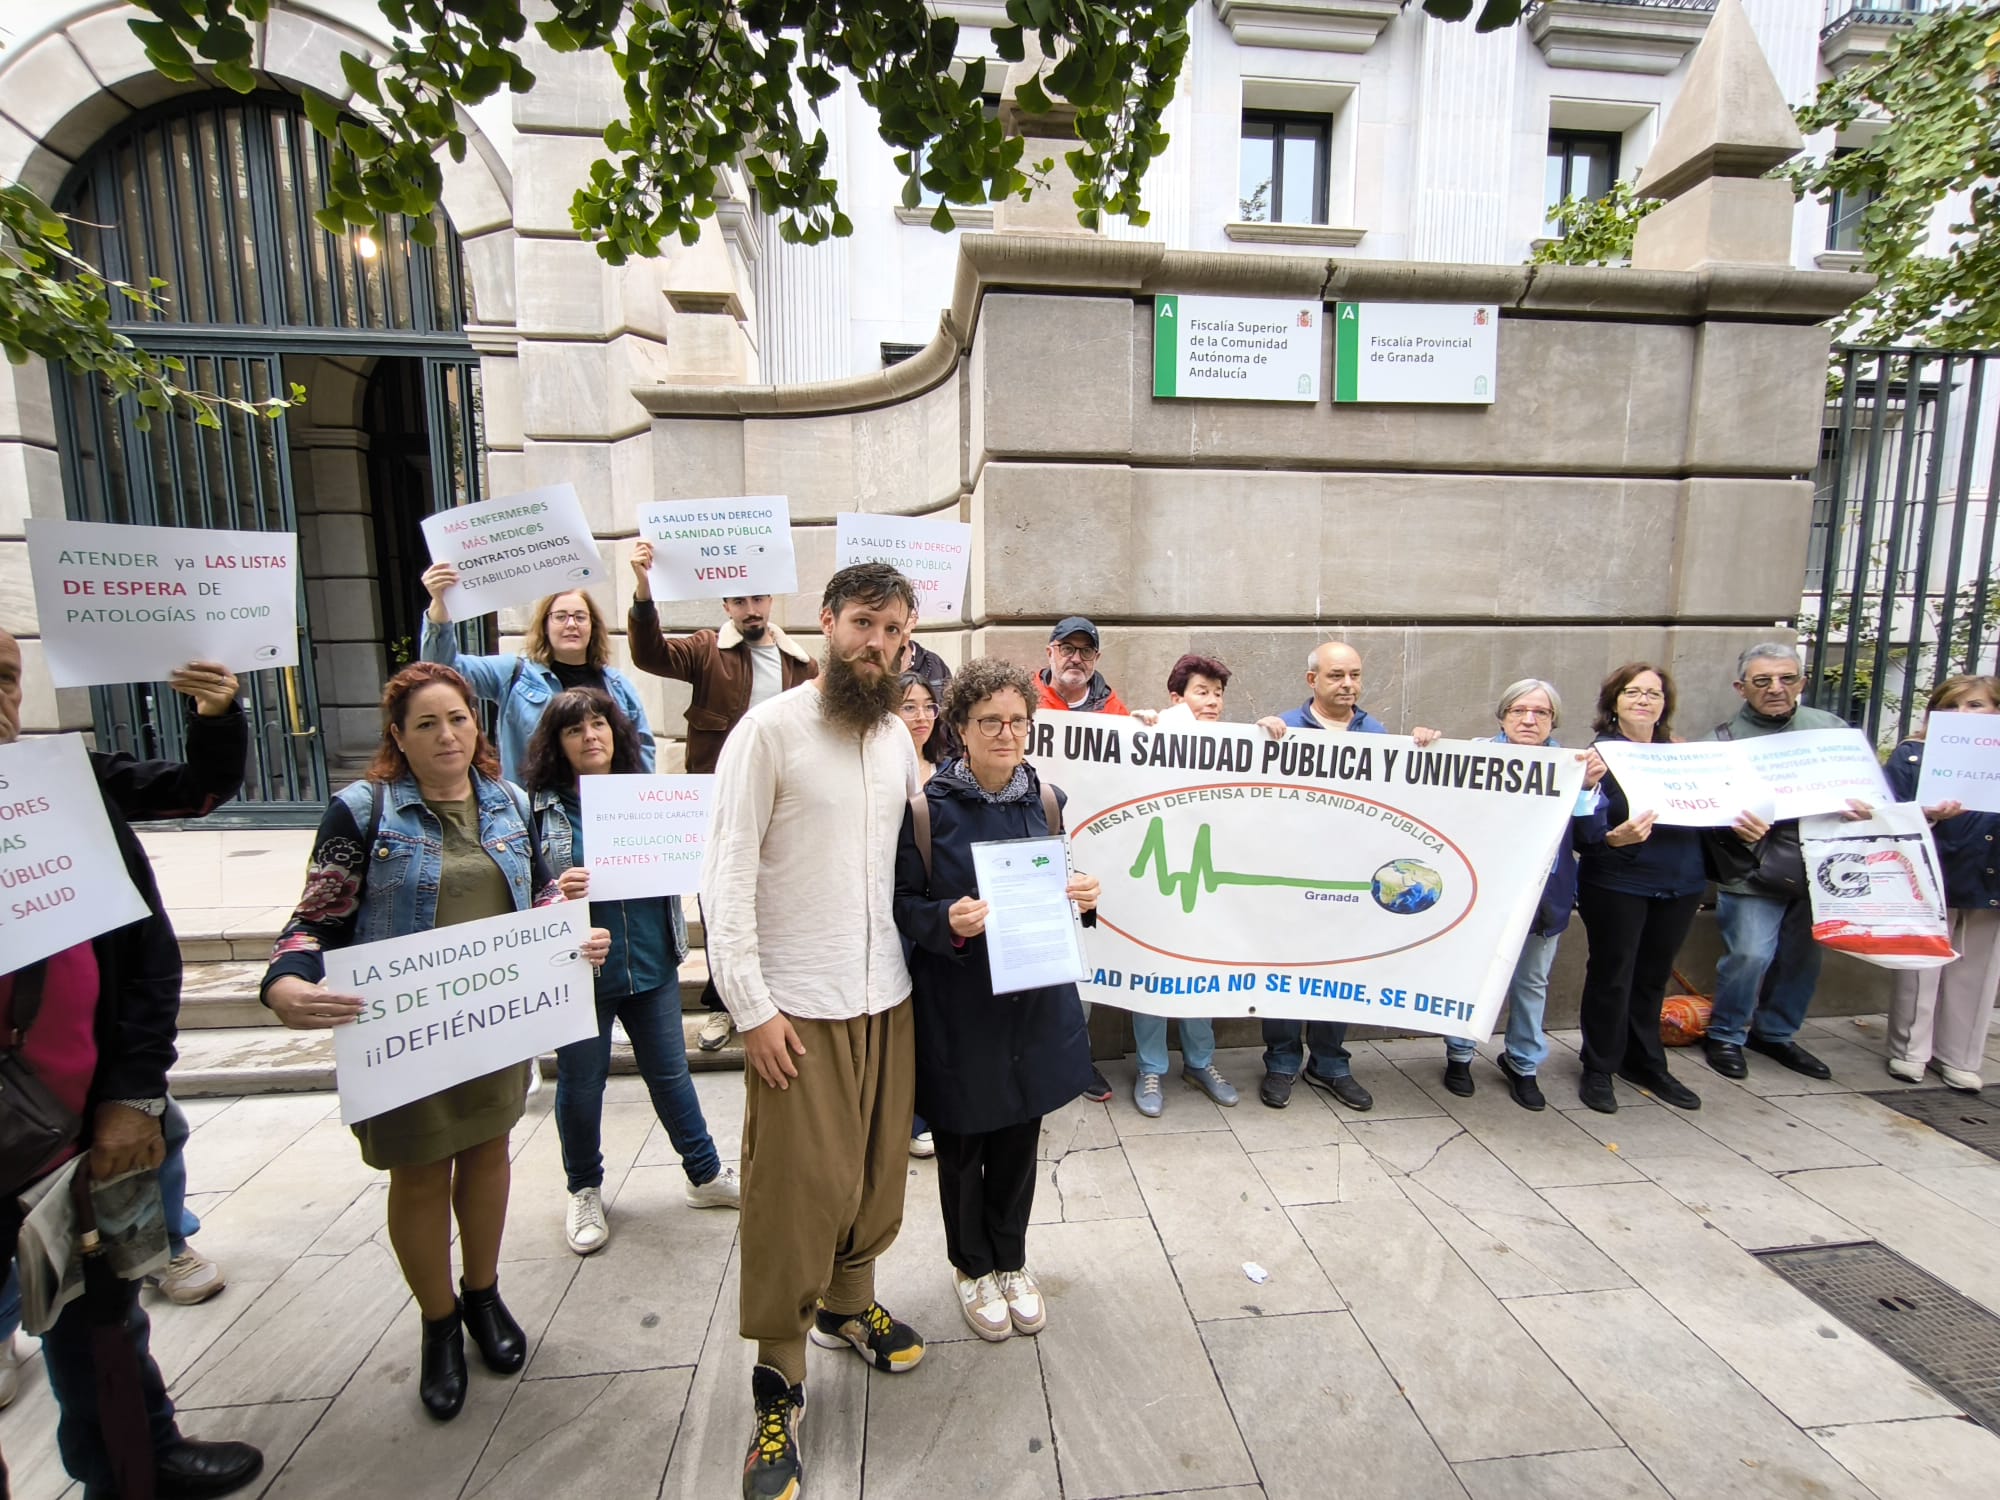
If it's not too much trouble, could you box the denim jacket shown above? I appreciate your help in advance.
[262,770,561,990]
[530,788,689,998]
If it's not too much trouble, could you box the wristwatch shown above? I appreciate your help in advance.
[108,1097,169,1118]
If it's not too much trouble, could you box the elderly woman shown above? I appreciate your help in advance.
[893,658,1099,1343]
[421,565,656,781]
[1438,679,1603,1109]
[1885,674,2000,1090]
[262,663,609,1422]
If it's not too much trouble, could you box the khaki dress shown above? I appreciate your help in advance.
[352,794,531,1170]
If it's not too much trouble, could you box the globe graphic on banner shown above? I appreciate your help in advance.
[1371,858,1444,915]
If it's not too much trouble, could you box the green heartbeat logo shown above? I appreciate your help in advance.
[1130,817,1373,915]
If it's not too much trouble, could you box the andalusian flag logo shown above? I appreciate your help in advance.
[1153,294,1181,397]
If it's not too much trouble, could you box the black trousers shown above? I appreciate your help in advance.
[933,1118,1041,1279]
[1575,886,1701,1078]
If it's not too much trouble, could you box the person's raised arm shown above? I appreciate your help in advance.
[93,661,249,820]
[418,562,516,699]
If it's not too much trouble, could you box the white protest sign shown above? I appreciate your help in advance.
[1916,712,2000,814]
[1802,802,1954,970]
[1031,713,1585,1035]
[326,903,598,1124]
[578,773,715,901]
[25,518,299,689]
[419,484,605,621]
[638,496,797,602]
[1152,294,1322,402]
[1591,740,1767,827]
[1737,728,1890,820]
[0,735,148,975]
[835,513,973,622]
[1333,302,1499,404]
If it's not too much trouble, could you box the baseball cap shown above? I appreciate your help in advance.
[1049,617,1101,649]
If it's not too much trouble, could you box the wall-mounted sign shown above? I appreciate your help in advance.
[1333,302,1499,404]
[1152,294,1322,402]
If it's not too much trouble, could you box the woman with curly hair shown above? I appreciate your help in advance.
[261,663,609,1422]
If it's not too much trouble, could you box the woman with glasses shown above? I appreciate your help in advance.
[421,569,657,782]
[1572,663,1706,1115]
[896,671,947,1157]
[1437,679,1603,1109]
[893,658,1098,1342]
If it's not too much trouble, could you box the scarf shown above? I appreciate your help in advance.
[933,756,1034,805]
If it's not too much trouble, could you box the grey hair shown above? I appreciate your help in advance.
[1736,641,1803,680]
[945,657,1042,730]
[1495,678,1563,728]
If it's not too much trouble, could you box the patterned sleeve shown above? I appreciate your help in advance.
[260,794,369,998]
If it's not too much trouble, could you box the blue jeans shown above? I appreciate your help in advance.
[1133,1015,1215,1076]
[555,978,720,1193]
[0,1262,16,1341]
[161,1097,197,1256]
[1446,931,1559,1073]
[1261,1019,1352,1079]
[1711,891,1822,1047]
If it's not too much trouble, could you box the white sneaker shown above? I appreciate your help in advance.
[996,1268,1046,1335]
[685,1164,741,1209]
[955,1271,1012,1342]
[1940,1064,1984,1092]
[146,1249,227,1306]
[0,1333,21,1410]
[908,1131,935,1159]
[565,1186,609,1255]
[1887,1056,1926,1083]
[697,1011,733,1052]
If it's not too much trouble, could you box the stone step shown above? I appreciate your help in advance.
[169,1012,747,1097]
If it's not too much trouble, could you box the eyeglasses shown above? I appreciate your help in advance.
[971,715,1032,738]
[547,611,591,626]
[1053,643,1098,661]
[1619,687,1665,702]
[898,701,938,719]
[1746,674,1801,690]
[1504,706,1553,720]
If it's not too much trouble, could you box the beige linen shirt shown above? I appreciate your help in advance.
[702,682,919,1032]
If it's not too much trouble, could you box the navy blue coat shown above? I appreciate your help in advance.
[894,767,1094,1136]
[1886,738,2000,910]
[1577,733,1706,900]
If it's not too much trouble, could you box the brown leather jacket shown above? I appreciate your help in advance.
[626,601,818,773]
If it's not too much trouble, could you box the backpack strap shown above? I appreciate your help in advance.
[365,779,384,852]
[909,793,933,886]
[1712,720,1735,742]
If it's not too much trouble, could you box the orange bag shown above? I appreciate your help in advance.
[1659,970,1713,1048]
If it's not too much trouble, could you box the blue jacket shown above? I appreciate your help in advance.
[530,788,688,998]
[422,617,656,782]
[1278,702,1388,734]
[893,765,1093,1136]
[1576,733,1706,900]
[1484,734,1589,937]
[1886,738,2000,910]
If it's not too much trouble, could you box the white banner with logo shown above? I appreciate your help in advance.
[1029,715,1586,1035]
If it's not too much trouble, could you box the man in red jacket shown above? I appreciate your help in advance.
[1036,618,1132,715]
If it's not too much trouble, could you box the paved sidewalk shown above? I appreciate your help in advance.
[7,1017,2000,1500]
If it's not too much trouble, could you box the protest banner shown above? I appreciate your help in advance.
[1736,728,1890,819]
[1801,802,1954,970]
[834,512,972,621]
[1916,712,2000,814]
[1590,740,1767,827]
[419,484,605,620]
[577,773,715,901]
[1030,714,1585,1036]
[25,518,299,689]
[638,496,797,602]
[326,903,599,1124]
[0,734,149,975]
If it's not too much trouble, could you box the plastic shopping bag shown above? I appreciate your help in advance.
[1801,802,1956,970]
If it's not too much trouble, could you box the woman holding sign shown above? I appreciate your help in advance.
[260,663,610,1422]
[520,687,740,1257]
[1884,675,2000,1091]
[893,658,1098,1343]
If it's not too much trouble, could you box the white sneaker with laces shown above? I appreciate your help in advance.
[697,1011,733,1052]
[685,1164,742,1209]
[908,1131,935,1159]
[996,1268,1045,1335]
[1940,1063,1984,1092]
[565,1186,609,1255]
[955,1271,1012,1342]
[1887,1056,1926,1083]
[0,1333,22,1410]
[147,1249,226,1306]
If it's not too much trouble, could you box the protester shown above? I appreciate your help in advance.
[261,663,609,1421]
[902,629,960,761]
[1573,663,1704,1115]
[1700,643,1857,1083]
[0,629,264,1497]
[894,657,1097,1340]
[1130,654,1240,1115]
[519,688,740,1257]
[1437,680,1602,1108]
[627,544,818,1055]
[897,672,947,1159]
[421,567,656,783]
[1884,675,2000,1090]
[703,563,927,1500]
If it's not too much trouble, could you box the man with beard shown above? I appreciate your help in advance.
[628,543,819,1051]
[704,564,926,1500]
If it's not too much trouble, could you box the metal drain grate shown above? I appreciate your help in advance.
[1866,1088,2000,1163]
[1759,1241,2000,1434]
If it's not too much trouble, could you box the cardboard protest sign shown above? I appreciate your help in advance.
[419,484,605,620]
[835,512,972,621]
[0,734,149,975]
[1802,802,1955,970]
[1916,712,2000,814]
[578,774,715,901]
[638,496,797,602]
[25,518,299,689]
[326,903,599,1123]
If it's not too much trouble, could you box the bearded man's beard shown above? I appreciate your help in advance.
[819,645,900,733]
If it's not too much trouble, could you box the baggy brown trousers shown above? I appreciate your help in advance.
[739,1003,915,1384]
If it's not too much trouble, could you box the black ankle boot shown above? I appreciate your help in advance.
[460,1277,527,1373]
[420,1309,468,1421]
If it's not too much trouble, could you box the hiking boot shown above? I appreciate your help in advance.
[743,1363,805,1500]
[564,1186,609,1255]
[809,1300,926,1373]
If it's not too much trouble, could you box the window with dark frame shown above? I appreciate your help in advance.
[1544,128,1620,234]
[1825,146,1876,254]
[1238,110,1331,226]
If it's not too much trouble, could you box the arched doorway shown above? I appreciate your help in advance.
[52,90,486,817]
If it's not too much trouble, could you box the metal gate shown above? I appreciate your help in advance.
[1802,346,2000,747]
